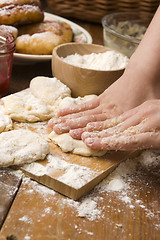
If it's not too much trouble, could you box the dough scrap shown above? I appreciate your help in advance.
[2,89,52,122]
[58,95,98,110]
[0,109,12,133]
[0,129,49,167]
[30,76,71,115]
[48,131,106,157]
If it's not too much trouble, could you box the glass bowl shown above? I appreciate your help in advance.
[102,12,153,57]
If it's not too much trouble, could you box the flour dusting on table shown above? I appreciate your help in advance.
[19,150,160,224]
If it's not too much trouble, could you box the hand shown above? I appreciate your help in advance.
[81,100,160,151]
[48,67,159,137]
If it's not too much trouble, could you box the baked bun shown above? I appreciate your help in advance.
[0,0,44,26]
[0,25,18,39]
[16,20,73,55]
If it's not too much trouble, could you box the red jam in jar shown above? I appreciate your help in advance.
[0,31,15,97]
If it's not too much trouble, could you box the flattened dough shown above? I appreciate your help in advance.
[48,94,105,157]
[48,131,106,157]
[0,129,49,167]
[30,76,71,113]
[2,89,52,122]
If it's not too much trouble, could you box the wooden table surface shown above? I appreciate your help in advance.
[0,8,160,240]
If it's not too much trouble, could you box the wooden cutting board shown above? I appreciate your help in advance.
[21,149,136,200]
[14,122,139,200]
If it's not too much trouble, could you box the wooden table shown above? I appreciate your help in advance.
[0,11,160,240]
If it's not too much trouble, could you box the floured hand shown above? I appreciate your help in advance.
[48,67,160,139]
[82,100,160,151]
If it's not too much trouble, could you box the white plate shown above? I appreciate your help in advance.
[14,12,92,64]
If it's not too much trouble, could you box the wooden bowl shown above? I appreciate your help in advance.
[52,43,125,97]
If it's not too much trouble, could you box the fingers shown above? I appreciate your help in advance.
[69,128,86,140]
[86,117,122,132]
[84,131,160,151]
[52,113,107,134]
[85,105,145,132]
[48,105,107,129]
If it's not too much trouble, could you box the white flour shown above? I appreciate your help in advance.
[11,149,160,225]
[62,50,129,70]
[23,154,98,188]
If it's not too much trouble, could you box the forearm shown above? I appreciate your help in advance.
[125,5,160,85]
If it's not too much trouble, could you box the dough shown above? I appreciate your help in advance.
[58,95,98,110]
[2,89,52,122]
[0,111,12,133]
[0,129,49,167]
[30,76,71,114]
[48,94,106,157]
[48,131,106,157]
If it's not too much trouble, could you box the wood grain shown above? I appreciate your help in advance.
[21,144,137,200]
[0,169,21,228]
[1,168,160,239]
[14,121,138,200]
[52,43,124,97]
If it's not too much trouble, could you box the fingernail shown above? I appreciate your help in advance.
[70,130,81,139]
[82,132,89,138]
[53,124,70,134]
[85,138,95,146]
[86,122,95,130]
[48,118,62,127]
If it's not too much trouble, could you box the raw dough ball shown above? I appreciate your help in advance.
[0,129,49,167]
[2,89,52,122]
[30,76,71,112]
[30,76,71,104]
[58,95,98,110]
[48,131,106,157]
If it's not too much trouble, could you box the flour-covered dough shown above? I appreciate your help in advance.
[0,106,12,132]
[58,95,98,110]
[2,89,52,122]
[0,129,49,167]
[48,94,106,157]
[48,131,106,157]
[30,76,71,112]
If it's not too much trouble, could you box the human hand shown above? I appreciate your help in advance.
[81,99,160,151]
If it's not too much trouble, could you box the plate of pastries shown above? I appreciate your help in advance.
[0,0,92,63]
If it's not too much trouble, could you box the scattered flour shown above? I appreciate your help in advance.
[139,150,160,168]
[61,150,160,221]
[62,50,129,70]
[11,149,160,224]
[19,215,33,224]
[77,199,101,219]
[23,154,98,188]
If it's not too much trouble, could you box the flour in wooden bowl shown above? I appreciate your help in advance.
[62,50,129,70]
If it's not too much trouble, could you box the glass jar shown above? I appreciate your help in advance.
[0,31,15,97]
